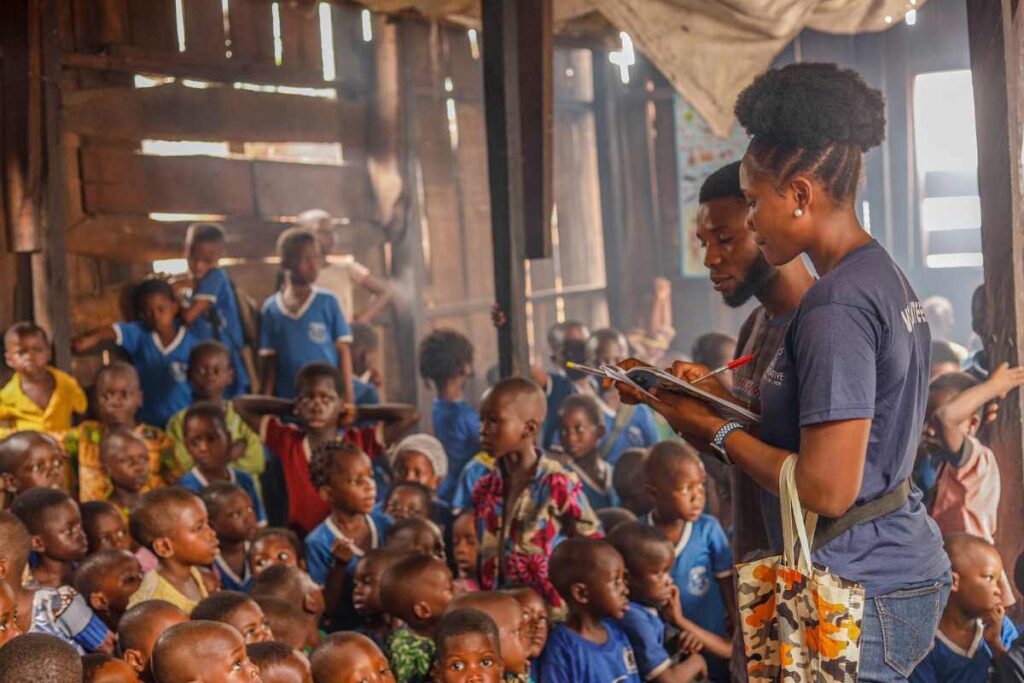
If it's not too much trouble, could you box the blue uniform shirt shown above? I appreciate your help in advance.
[559,456,617,511]
[189,267,250,395]
[538,621,641,683]
[114,321,196,428]
[177,467,267,524]
[213,552,252,592]
[618,602,671,680]
[304,511,392,586]
[259,287,352,398]
[451,453,494,513]
[432,398,481,501]
[542,372,578,449]
[758,240,949,597]
[910,617,1018,683]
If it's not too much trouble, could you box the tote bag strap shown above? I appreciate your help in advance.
[779,454,818,573]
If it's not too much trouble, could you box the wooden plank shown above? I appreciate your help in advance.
[330,3,373,94]
[967,0,1024,604]
[63,84,366,150]
[80,148,254,215]
[69,282,132,336]
[366,18,401,226]
[225,0,275,66]
[183,0,228,61]
[252,159,371,220]
[127,0,178,53]
[278,4,322,74]
[518,0,553,259]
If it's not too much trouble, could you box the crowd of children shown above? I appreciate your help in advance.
[0,216,1023,682]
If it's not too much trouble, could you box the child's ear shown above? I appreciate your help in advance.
[569,582,589,606]
[951,570,961,593]
[0,558,9,581]
[968,414,982,435]
[151,537,174,559]
[523,417,540,441]
[0,473,16,494]
[123,650,145,673]
[88,591,109,613]
[318,485,332,504]
[29,535,46,554]
[411,599,432,622]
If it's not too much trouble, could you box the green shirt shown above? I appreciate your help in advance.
[166,401,265,496]
[387,627,435,683]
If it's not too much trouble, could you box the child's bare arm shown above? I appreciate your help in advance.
[336,341,356,407]
[935,363,1024,452]
[179,298,213,325]
[654,654,707,683]
[71,326,116,354]
[661,585,732,659]
[354,403,420,445]
[232,395,294,433]
[353,273,393,324]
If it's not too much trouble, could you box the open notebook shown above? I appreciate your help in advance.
[566,362,761,425]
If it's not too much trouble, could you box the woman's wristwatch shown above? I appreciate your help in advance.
[710,421,746,464]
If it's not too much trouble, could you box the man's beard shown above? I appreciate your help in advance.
[723,253,778,308]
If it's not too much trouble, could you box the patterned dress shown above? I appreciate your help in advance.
[472,452,601,608]
[386,627,435,683]
[70,421,179,503]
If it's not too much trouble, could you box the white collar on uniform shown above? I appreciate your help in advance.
[189,467,236,488]
[936,621,984,659]
[644,512,693,557]
[151,327,187,356]
[275,286,322,321]
[324,514,378,559]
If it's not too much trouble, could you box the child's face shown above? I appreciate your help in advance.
[451,514,478,577]
[394,451,440,491]
[591,338,625,367]
[322,452,376,515]
[287,241,322,286]
[96,554,144,617]
[482,597,527,675]
[510,588,548,659]
[184,415,232,474]
[226,600,274,645]
[5,436,64,493]
[0,581,23,649]
[183,628,261,683]
[324,639,395,683]
[36,499,88,561]
[212,490,259,544]
[4,332,51,379]
[626,544,675,608]
[558,407,603,460]
[479,394,531,459]
[922,388,977,453]
[583,547,630,620]
[259,654,312,683]
[103,437,151,494]
[164,499,219,566]
[649,461,706,523]
[188,240,223,282]
[953,545,1005,616]
[384,488,429,521]
[189,351,234,401]
[140,293,178,333]
[95,371,142,428]
[250,536,300,575]
[295,377,342,433]
[436,632,504,683]
[86,510,131,553]
[90,658,142,683]
[388,525,445,561]
[352,557,387,616]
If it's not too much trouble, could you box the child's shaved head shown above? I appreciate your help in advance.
[945,533,1000,572]
[487,378,546,423]
[549,537,618,601]
[246,640,310,682]
[129,486,202,550]
[310,632,390,683]
[0,511,31,582]
[117,600,188,676]
[379,555,454,629]
[253,596,311,651]
[0,633,82,682]
[644,440,703,480]
[151,621,256,683]
[250,564,325,619]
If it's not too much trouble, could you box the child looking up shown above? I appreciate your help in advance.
[353,549,405,651]
[608,522,718,681]
[552,394,614,510]
[379,554,454,683]
[192,591,274,645]
[166,341,265,489]
[126,487,218,615]
[178,403,266,524]
[383,482,433,522]
[0,322,86,432]
[151,620,260,683]
[418,329,480,501]
[259,227,354,402]
[11,487,87,588]
[538,538,641,683]
[174,222,254,396]
[643,441,734,681]
[116,600,188,679]
[81,501,131,554]
[81,652,140,683]
[911,534,1013,683]
[310,632,395,683]
[0,431,65,506]
[445,592,528,682]
[505,587,548,662]
[451,511,479,594]
[201,482,259,592]
[250,527,303,575]
[99,429,151,516]
[386,517,445,561]
[433,609,504,683]
[472,378,600,607]
[72,549,143,630]
[73,279,199,428]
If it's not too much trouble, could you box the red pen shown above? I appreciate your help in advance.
[692,354,755,384]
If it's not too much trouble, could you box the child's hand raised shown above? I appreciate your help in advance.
[339,404,359,428]
[331,536,360,564]
[659,584,687,628]
[989,362,1024,397]
[983,604,1006,649]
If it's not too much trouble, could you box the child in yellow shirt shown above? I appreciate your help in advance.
[0,322,86,433]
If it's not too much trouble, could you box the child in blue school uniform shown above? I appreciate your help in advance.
[911,534,1017,683]
[540,320,590,449]
[174,222,252,396]
[258,227,354,403]
[200,482,259,593]
[417,328,481,502]
[303,440,392,630]
[642,441,734,682]
[73,278,198,429]
[175,402,266,524]
[551,394,617,510]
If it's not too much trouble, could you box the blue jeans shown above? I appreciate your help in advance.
[858,573,952,682]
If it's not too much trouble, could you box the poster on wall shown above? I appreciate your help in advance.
[674,95,750,278]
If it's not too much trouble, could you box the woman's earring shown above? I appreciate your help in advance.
[793,208,804,218]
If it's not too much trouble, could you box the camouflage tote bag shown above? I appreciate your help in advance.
[736,455,866,681]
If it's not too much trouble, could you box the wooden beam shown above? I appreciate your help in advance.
[966,0,1024,602]
[517,0,553,259]
[63,84,366,149]
[481,0,538,378]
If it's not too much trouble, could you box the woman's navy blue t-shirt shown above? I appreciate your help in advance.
[758,239,949,597]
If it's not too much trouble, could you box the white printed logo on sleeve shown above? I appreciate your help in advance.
[687,566,711,597]
[308,322,329,345]
[623,646,638,674]
[169,361,188,383]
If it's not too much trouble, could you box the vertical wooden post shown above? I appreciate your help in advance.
[966,0,1024,601]
[593,53,627,331]
[481,0,552,378]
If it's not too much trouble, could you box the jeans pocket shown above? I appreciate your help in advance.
[874,580,948,677]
